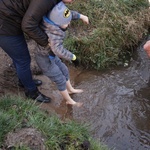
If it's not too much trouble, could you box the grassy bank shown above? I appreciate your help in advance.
[0,96,107,150]
[65,0,150,69]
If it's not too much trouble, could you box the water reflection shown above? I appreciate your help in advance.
[71,40,150,150]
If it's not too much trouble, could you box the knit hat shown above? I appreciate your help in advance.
[47,2,72,26]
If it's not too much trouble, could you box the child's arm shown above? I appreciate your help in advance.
[50,39,79,66]
[71,11,89,24]
[80,14,89,24]
[49,36,74,61]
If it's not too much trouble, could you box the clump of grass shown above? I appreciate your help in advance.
[0,96,107,150]
[65,0,150,69]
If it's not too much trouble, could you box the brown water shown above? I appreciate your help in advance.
[70,42,150,150]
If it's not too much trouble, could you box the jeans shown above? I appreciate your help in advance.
[35,54,69,91]
[0,34,36,91]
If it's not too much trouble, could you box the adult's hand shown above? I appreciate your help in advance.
[144,40,150,57]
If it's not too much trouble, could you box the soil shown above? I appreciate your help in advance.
[0,39,83,150]
[4,128,46,150]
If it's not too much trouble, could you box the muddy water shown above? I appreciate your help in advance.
[69,42,150,150]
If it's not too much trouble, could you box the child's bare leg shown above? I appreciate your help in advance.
[66,80,83,94]
[60,89,83,107]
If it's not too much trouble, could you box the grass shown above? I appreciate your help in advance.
[64,0,150,69]
[0,96,107,150]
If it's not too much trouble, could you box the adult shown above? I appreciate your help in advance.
[144,40,150,57]
[0,0,73,103]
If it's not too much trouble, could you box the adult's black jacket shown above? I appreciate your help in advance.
[0,0,61,46]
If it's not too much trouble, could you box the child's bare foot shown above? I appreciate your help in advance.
[68,89,83,94]
[66,99,83,107]
[66,102,83,107]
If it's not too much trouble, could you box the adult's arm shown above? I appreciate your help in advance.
[22,0,61,46]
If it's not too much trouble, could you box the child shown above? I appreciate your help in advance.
[35,1,89,107]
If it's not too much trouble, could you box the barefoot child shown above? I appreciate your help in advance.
[35,1,89,106]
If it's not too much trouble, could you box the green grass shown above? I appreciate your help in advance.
[64,0,150,69]
[0,96,107,150]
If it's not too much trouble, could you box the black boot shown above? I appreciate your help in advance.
[25,88,51,103]
[18,79,42,88]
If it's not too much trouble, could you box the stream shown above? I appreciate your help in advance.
[70,39,150,150]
